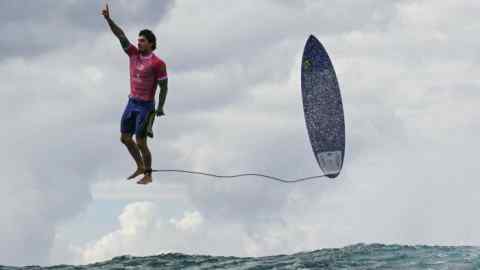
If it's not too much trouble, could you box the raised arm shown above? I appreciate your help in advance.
[101,3,130,51]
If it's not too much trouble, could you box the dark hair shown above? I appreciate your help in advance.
[139,29,156,50]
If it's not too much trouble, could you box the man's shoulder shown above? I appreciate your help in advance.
[125,44,139,57]
[152,54,166,66]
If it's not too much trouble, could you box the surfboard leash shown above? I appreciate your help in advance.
[150,169,327,183]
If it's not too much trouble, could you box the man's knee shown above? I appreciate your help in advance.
[121,133,133,145]
[135,136,148,151]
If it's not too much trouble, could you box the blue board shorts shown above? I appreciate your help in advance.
[120,97,156,138]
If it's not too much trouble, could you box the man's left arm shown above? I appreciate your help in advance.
[156,78,168,116]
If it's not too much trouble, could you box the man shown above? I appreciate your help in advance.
[102,4,168,185]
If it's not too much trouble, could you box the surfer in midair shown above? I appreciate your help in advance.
[102,3,168,185]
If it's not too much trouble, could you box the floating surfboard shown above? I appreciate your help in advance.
[301,35,345,178]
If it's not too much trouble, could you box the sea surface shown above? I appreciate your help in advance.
[2,244,480,270]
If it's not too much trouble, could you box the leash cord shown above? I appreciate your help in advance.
[151,169,327,183]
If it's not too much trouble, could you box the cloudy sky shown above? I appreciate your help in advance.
[1,0,479,266]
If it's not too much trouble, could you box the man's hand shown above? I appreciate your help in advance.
[156,108,165,117]
[101,3,110,19]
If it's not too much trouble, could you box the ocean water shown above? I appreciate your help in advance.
[2,244,480,270]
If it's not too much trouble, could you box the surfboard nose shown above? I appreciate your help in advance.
[307,34,319,44]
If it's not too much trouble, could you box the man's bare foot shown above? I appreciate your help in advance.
[127,167,145,180]
[137,173,152,185]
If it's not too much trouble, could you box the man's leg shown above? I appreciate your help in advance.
[120,133,145,179]
[136,135,153,184]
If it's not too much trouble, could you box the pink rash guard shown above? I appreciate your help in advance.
[125,44,167,101]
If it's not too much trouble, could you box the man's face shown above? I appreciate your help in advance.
[137,36,152,53]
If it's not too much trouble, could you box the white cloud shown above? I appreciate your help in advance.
[78,202,157,263]
[72,203,241,264]
[169,211,204,232]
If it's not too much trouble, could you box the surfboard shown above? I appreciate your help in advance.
[301,35,345,178]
